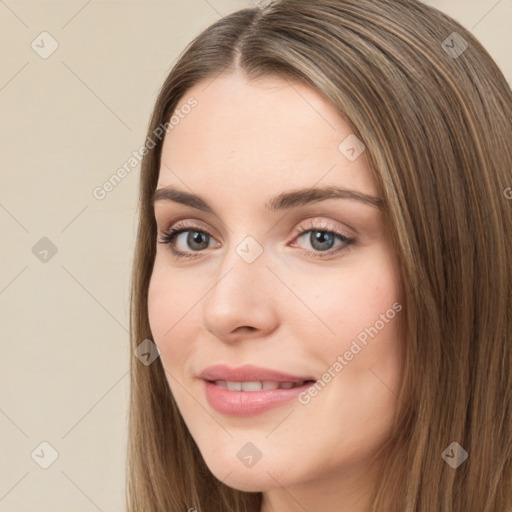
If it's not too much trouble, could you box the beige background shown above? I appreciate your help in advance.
[0,1,510,510]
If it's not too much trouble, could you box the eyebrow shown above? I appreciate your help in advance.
[152,185,383,211]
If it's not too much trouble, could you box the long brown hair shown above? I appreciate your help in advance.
[126,1,512,510]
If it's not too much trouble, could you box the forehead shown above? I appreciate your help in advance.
[158,71,378,200]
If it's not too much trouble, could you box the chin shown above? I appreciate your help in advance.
[204,458,280,492]
[216,471,271,493]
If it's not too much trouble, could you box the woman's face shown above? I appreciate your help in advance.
[148,71,405,509]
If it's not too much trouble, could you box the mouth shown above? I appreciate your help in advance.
[207,379,316,391]
[198,363,316,384]
[198,364,317,416]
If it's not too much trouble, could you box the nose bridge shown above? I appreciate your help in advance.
[201,232,277,337]
[207,233,267,306]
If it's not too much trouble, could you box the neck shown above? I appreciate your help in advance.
[259,456,381,512]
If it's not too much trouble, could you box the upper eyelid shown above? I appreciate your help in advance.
[160,218,353,243]
[153,202,368,228]
[159,218,220,240]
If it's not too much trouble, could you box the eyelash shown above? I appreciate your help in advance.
[157,219,355,261]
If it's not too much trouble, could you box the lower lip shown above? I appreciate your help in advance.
[203,380,312,416]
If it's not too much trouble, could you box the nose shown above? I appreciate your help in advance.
[201,238,279,343]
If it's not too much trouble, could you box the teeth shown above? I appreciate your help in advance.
[226,381,242,391]
[213,380,305,391]
[262,380,279,390]
[241,381,263,391]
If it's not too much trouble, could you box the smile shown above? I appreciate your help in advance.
[211,380,309,391]
[202,379,316,416]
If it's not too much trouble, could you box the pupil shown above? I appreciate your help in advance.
[188,231,208,250]
[311,231,333,251]
[184,230,335,252]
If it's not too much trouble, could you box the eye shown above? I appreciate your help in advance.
[290,219,355,260]
[157,218,355,261]
[157,221,217,260]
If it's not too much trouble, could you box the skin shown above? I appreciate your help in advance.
[148,70,405,512]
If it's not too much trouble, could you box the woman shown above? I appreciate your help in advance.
[127,0,512,510]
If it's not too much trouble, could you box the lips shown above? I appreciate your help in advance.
[213,380,307,391]
[198,364,317,416]
[198,363,315,384]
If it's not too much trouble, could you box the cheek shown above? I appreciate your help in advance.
[147,264,168,339]
[291,257,401,345]
[338,273,400,348]
[284,253,404,400]
[147,261,196,363]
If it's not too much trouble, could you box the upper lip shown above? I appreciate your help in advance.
[199,364,315,383]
